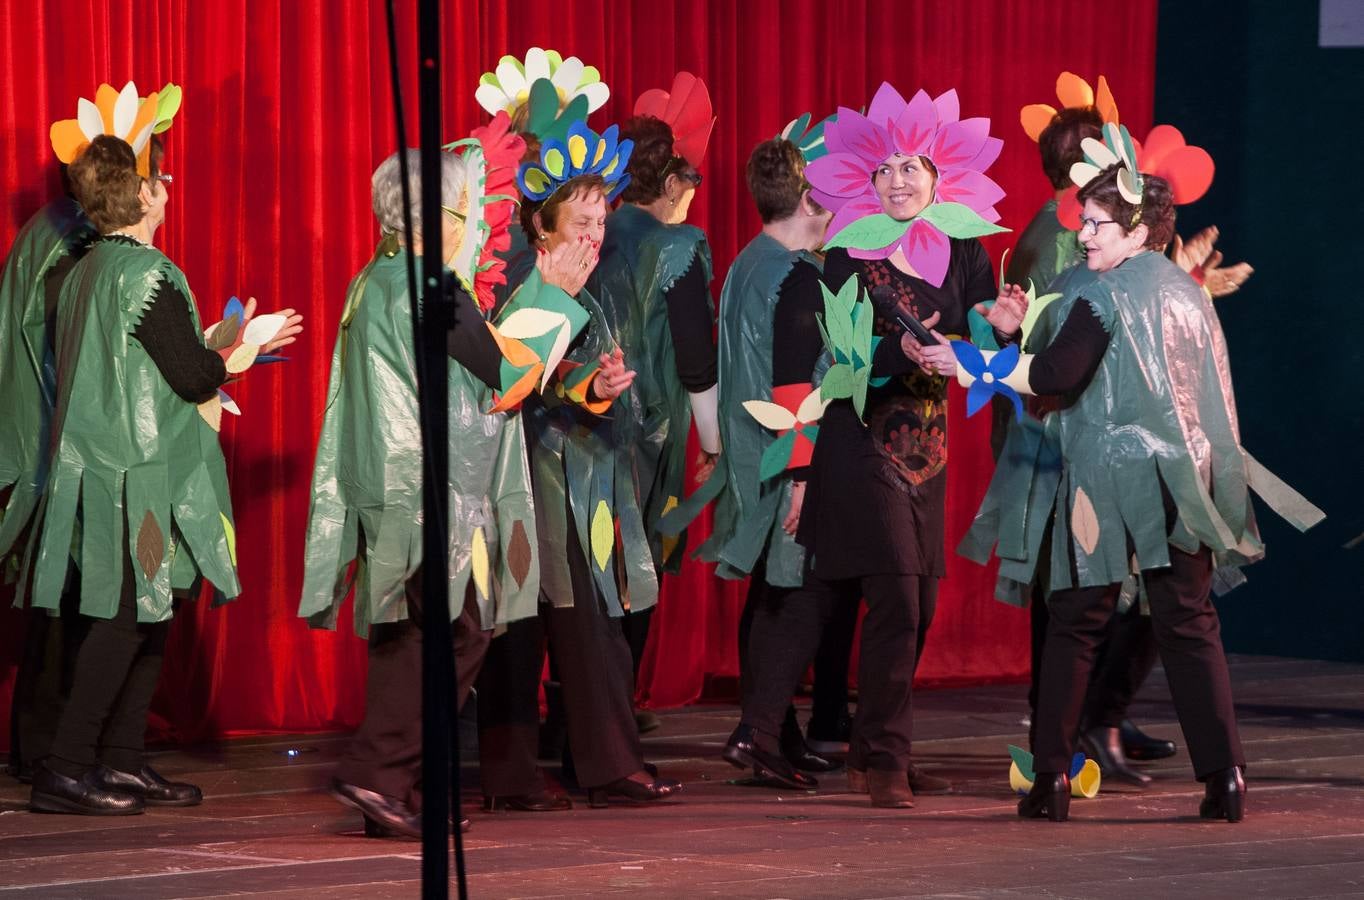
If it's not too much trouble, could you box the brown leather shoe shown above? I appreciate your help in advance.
[847,767,868,793]
[866,769,914,808]
[906,763,952,795]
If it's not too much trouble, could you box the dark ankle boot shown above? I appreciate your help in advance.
[1018,772,1070,821]
[1120,719,1177,761]
[1199,766,1245,822]
[780,707,838,773]
[1080,725,1151,787]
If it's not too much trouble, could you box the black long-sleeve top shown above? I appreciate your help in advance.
[793,242,994,579]
[663,256,717,392]
[1001,299,1110,399]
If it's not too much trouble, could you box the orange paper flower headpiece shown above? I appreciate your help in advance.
[50,81,182,178]
[1020,72,1118,142]
[1056,123,1215,230]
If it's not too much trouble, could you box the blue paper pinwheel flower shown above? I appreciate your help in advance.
[516,120,633,203]
[951,340,1023,421]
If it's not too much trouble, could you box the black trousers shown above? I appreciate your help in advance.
[335,574,490,810]
[742,569,936,772]
[1027,586,1160,747]
[10,577,88,776]
[475,615,546,797]
[1033,545,1244,778]
[47,563,169,777]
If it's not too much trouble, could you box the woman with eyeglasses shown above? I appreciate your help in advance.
[27,106,301,815]
[588,95,719,722]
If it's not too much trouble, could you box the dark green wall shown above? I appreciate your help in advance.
[1156,1,1364,661]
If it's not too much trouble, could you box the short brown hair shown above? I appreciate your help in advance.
[1038,107,1103,190]
[520,173,607,241]
[67,135,162,234]
[1077,167,1176,249]
[618,115,675,204]
[746,138,818,223]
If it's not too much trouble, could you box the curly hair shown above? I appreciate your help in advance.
[67,135,162,234]
[618,114,676,204]
[1077,167,1176,249]
[746,138,820,223]
[519,173,607,242]
[1038,107,1104,190]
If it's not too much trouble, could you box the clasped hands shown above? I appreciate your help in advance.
[899,283,1028,378]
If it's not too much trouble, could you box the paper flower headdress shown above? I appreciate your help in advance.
[806,83,1008,287]
[516,121,633,204]
[633,72,716,169]
[443,112,527,312]
[1020,72,1119,142]
[476,48,609,118]
[1059,122,1215,230]
[777,112,837,163]
[50,81,182,178]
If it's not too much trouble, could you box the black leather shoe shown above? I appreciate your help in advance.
[482,790,573,812]
[1018,772,1070,821]
[1199,766,1245,823]
[92,764,203,807]
[723,724,817,790]
[30,763,144,816]
[587,771,681,809]
[1120,719,1177,761]
[635,709,662,734]
[364,814,471,837]
[781,728,840,774]
[331,778,421,838]
[806,709,853,755]
[1081,726,1152,787]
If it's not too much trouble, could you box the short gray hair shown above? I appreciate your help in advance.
[371,149,467,237]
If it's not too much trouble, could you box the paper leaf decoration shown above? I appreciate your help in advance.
[658,495,680,562]
[217,389,241,416]
[225,343,259,374]
[508,520,532,588]
[1072,486,1100,555]
[757,430,798,481]
[242,313,288,346]
[475,47,609,117]
[918,202,1011,238]
[823,214,913,253]
[197,395,224,431]
[471,526,491,599]
[590,500,614,572]
[220,512,237,566]
[135,510,165,579]
[742,400,796,432]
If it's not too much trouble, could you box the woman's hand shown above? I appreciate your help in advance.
[238,296,305,354]
[781,481,805,536]
[536,235,598,296]
[899,310,956,377]
[694,451,718,487]
[975,282,1028,336]
[593,347,636,400]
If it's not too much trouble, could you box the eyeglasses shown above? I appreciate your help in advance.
[441,205,467,222]
[1079,216,1118,236]
[662,156,702,187]
[155,173,173,184]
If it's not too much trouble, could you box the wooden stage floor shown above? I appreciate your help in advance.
[3,654,1363,898]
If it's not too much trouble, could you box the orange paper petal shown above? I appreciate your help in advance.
[95,84,120,133]
[1055,72,1095,109]
[1095,75,1119,124]
[1020,104,1058,142]
[50,119,90,162]
[489,365,543,413]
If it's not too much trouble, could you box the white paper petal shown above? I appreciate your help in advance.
[551,57,583,94]
[77,98,104,140]
[541,323,572,391]
[1080,137,1118,169]
[795,389,831,424]
[575,82,610,113]
[495,59,527,96]
[474,83,511,115]
[242,312,288,345]
[1069,161,1102,187]
[219,391,242,416]
[523,47,551,84]
[742,400,797,431]
[499,307,564,340]
[1117,168,1143,204]
[113,82,139,138]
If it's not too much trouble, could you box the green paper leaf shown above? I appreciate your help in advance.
[1007,744,1035,781]
[852,367,870,420]
[819,363,854,400]
[824,213,913,252]
[852,298,873,369]
[918,202,1011,239]
[526,78,560,136]
[758,430,797,480]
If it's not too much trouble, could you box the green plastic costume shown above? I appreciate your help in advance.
[589,203,713,570]
[1005,199,1083,291]
[959,251,1322,604]
[501,268,658,617]
[697,234,816,586]
[299,244,564,637]
[0,198,94,562]
[30,240,240,622]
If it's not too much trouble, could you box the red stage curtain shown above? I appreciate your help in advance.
[0,0,1156,746]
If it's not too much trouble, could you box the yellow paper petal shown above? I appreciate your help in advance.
[660,495,680,561]
[590,500,614,571]
[742,399,796,431]
[1055,71,1095,109]
[471,527,490,599]
[1071,758,1102,798]
[197,396,223,431]
[567,133,588,169]
[1009,760,1032,794]
[795,388,831,425]
[220,512,238,566]
[1072,486,1100,556]
[225,343,260,373]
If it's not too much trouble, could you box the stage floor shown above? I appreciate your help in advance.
[3,654,1363,898]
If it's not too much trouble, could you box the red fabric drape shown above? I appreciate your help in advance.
[0,0,1156,746]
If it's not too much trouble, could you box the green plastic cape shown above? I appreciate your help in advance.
[0,198,94,564]
[959,251,1322,603]
[696,233,815,586]
[505,268,658,617]
[298,246,545,636]
[30,241,240,622]
[588,203,713,571]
